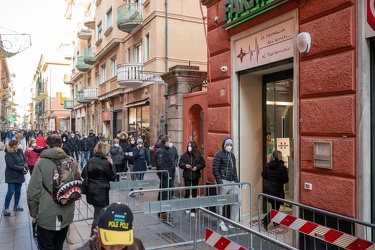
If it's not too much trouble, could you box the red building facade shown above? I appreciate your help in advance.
[201,0,370,222]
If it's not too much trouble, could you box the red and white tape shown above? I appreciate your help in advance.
[205,228,247,250]
[270,209,375,250]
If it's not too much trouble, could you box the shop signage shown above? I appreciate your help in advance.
[234,19,294,72]
[366,0,375,38]
[276,138,290,157]
[223,0,290,29]
[102,111,110,121]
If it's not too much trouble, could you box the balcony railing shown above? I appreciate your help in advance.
[83,47,97,65]
[84,9,95,29]
[84,87,98,100]
[77,91,90,103]
[76,56,91,72]
[77,24,92,40]
[63,50,72,60]
[117,3,143,33]
[63,100,74,109]
[63,74,74,84]
[117,63,144,87]
[117,63,163,87]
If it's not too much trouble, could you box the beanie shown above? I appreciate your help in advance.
[136,138,143,144]
[224,138,233,146]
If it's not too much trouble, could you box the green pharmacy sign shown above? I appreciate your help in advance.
[223,0,289,29]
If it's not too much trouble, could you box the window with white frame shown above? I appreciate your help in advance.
[97,22,102,40]
[106,8,113,30]
[145,33,150,61]
[101,64,106,83]
[134,43,142,63]
[111,58,116,77]
[95,73,99,87]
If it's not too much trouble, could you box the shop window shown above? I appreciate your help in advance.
[128,105,150,146]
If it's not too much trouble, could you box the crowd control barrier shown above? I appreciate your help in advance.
[257,193,375,250]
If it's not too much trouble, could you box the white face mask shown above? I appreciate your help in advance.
[71,135,74,138]
[130,140,135,144]
[188,146,192,152]
[225,146,232,152]
[18,144,22,149]
[113,144,119,147]
[121,136,125,139]
[138,144,143,148]
[84,136,87,139]
[169,142,173,148]
[32,143,36,147]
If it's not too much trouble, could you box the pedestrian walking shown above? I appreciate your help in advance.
[130,138,151,197]
[36,133,47,148]
[24,139,42,176]
[124,137,136,179]
[27,134,81,250]
[168,142,179,199]
[81,141,116,236]
[3,139,28,216]
[212,138,241,232]
[260,150,289,231]
[179,141,205,218]
[87,129,98,159]
[78,133,93,170]
[68,132,80,161]
[110,138,125,182]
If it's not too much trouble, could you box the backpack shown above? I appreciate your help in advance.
[43,156,82,205]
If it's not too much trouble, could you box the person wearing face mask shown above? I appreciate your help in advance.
[61,132,69,148]
[155,135,174,222]
[78,133,94,171]
[179,141,205,217]
[68,132,80,161]
[88,129,99,159]
[168,141,179,199]
[124,137,136,180]
[110,139,125,182]
[130,139,151,197]
[24,139,42,175]
[212,138,241,232]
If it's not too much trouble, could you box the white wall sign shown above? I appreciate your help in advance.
[234,19,295,72]
[276,138,290,157]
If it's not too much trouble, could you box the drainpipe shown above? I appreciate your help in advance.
[164,0,169,135]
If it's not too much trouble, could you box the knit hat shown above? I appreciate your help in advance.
[224,138,233,146]
[98,202,134,246]
[136,138,143,144]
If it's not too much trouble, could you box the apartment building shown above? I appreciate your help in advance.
[63,0,207,146]
[0,59,12,129]
[31,55,71,131]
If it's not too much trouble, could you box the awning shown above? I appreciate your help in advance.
[125,97,150,108]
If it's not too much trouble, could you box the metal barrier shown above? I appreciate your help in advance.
[257,193,375,250]
[194,207,298,250]
[126,182,252,249]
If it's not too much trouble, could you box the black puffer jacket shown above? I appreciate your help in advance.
[5,147,26,183]
[212,138,238,184]
[155,142,173,177]
[82,154,116,207]
[262,160,289,198]
[179,151,205,180]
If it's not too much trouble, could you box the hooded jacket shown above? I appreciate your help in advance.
[179,148,205,181]
[262,159,289,198]
[27,147,80,231]
[82,154,116,207]
[155,142,173,177]
[212,137,239,184]
[132,146,150,172]
[119,132,129,152]
[110,145,124,165]
[75,236,145,250]
[5,146,26,183]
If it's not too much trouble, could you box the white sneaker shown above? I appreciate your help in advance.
[185,210,190,214]
[228,224,235,229]
[219,221,228,232]
[190,212,195,218]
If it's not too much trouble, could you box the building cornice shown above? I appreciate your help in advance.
[201,0,220,8]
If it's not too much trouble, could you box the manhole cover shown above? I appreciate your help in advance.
[159,232,186,244]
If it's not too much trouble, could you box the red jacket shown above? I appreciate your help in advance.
[24,147,41,166]
[36,136,46,148]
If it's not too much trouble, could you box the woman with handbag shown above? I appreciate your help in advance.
[3,139,28,216]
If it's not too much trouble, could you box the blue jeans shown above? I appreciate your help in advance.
[5,183,22,209]
[80,151,91,169]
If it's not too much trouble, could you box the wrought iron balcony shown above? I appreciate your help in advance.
[117,63,144,87]
[63,100,74,109]
[77,91,90,103]
[84,9,95,29]
[83,47,97,65]
[77,25,92,40]
[75,56,91,72]
[63,74,74,84]
[83,87,98,100]
[117,3,143,33]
